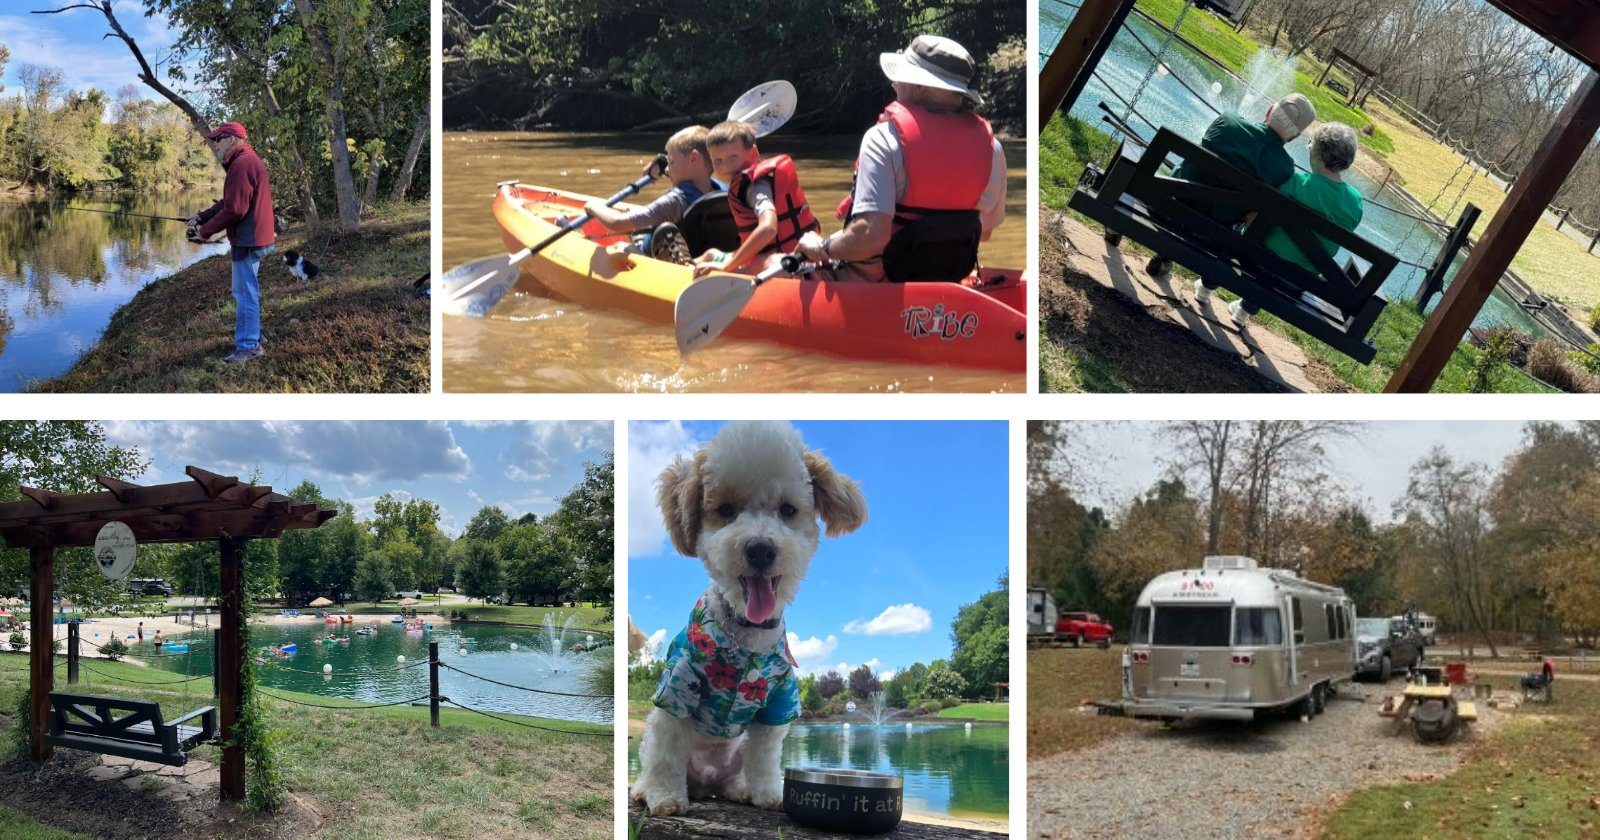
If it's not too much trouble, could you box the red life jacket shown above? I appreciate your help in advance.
[726,154,819,253]
[836,102,995,281]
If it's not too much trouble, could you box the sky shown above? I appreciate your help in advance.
[99,421,614,536]
[629,420,1009,680]
[0,6,201,106]
[1047,420,1543,521]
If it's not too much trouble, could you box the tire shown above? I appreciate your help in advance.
[1098,638,1111,650]
[1104,232,1123,247]
[1312,683,1327,715]
[1379,655,1392,683]
[1297,691,1316,719]
[1071,634,1083,648]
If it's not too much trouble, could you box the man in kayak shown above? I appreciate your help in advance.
[584,125,720,259]
[186,121,276,363]
[692,120,820,278]
[794,34,1005,283]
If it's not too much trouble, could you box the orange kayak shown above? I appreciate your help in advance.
[493,184,1027,372]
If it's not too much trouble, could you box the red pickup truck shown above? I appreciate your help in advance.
[1056,612,1114,648]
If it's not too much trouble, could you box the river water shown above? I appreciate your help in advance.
[1041,6,1539,334]
[629,721,1011,822]
[0,191,228,391]
[129,618,613,724]
[442,131,1028,392]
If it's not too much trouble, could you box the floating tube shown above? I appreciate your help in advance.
[164,644,189,652]
[280,644,297,653]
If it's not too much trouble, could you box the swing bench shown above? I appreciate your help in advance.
[44,691,217,766]
[1069,127,1401,364]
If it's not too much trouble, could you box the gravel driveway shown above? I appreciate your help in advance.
[1027,681,1466,840]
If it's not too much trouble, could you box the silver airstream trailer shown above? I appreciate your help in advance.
[1100,555,1357,722]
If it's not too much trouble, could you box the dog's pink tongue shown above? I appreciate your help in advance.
[744,576,777,624]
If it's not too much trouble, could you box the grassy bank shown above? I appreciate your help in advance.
[340,602,613,631]
[938,702,1009,721]
[1316,679,1599,839]
[0,656,612,840]
[1027,647,1137,758]
[29,202,429,393]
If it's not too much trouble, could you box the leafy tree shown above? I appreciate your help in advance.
[950,575,1009,697]
[454,539,503,601]
[547,452,614,606]
[801,676,824,713]
[381,538,422,592]
[517,512,538,526]
[816,670,844,700]
[921,661,967,700]
[499,523,574,606]
[884,665,922,708]
[353,551,394,604]
[464,505,511,543]
[276,480,329,599]
[318,501,367,600]
[848,664,882,700]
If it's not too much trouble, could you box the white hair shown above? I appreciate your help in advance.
[1311,123,1359,172]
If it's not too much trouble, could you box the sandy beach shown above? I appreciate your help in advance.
[2,610,437,660]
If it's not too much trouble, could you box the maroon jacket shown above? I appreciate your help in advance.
[197,144,275,248]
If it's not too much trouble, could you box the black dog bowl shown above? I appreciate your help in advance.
[783,767,903,833]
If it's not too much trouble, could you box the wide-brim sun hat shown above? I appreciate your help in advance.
[880,35,984,107]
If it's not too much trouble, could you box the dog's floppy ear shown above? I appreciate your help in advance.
[803,450,867,537]
[656,450,706,557]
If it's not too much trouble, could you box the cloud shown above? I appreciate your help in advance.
[628,421,700,556]
[102,421,472,484]
[786,633,840,675]
[637,629,669,665]
[0,13,204,110]
[843,604,933,636]
[493,493,558,521]
[499,421,613,483]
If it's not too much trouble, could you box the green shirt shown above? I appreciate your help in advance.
[1260,171,1364,274]
[1172,112,1296,225]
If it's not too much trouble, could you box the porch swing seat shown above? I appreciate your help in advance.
[1069,128,1400,364]
[45,691,217,766]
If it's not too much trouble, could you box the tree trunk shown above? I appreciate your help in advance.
[294,0,361,233]
[390,100,429,202]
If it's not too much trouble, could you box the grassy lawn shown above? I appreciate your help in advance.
[938,702,1009,721]
[0,808,94,840]
[381,602,613,631]
[1316,679,1600,839]
[29,202,429,393]
[0,656,612,840]
[1028,647,1138,759]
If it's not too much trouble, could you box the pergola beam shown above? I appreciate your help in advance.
[1485,0,1600,70]
[95,476,139,502]
[1039,0,1137,129]
[1,509,330,548]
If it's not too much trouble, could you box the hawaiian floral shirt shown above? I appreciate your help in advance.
[652,595,800,738]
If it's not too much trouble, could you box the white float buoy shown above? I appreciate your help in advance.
[1210,82,1223,95]
[906,722,914,731]
[965,722,973,730]
[1157,63,1170,77]
[397,655,406,664]
[459,648,467,655]
[509,643,518,651]
[586,634,594,643]
[323,664,333,674]
[843,723,850,729]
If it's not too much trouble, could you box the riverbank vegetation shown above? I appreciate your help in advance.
[443,0,1023,135]
[0,658,612,840]
[1029,420,1600,653]
[26,203,429,393]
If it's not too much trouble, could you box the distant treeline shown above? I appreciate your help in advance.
[442,0,1025,136]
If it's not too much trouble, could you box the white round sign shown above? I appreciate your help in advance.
[94,521,137,581]
[846,701,857,713]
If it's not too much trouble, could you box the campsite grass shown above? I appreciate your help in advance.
[938,702,1009,721]
[1027,647,1137,758]
[0,808,94,840]
[28,202,430,394]
[0,655,613,840]
[337,602,613,631]
[1316,679,1600,840]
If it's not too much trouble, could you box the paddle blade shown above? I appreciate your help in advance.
[438,254,521,317]
[728,81,797,138]
[675,275,758,355]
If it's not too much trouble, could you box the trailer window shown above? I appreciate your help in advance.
[1292,598,1304,644]
[1131,607,1151,644]
[1325,604,1337,640]
[1233,607,1282,646]
[1152,606,1232,647]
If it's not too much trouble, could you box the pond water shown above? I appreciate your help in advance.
[125,617,612,724]
[0,191,229,391]
[442,131,1027,393]
[628,722,1010,822]
[1041,6,1539,334]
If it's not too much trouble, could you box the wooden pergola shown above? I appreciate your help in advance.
[1315,47,1380,107]
[0,466,335,802]
[1042,0,1600,392]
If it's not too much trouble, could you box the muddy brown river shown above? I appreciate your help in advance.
[441,131,1026,393]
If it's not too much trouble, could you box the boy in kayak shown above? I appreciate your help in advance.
[584,125,718,254]
[692,120,820,278]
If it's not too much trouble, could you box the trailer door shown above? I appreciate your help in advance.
[1285,595,1302,686]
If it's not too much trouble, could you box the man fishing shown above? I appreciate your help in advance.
[186,121,275,363]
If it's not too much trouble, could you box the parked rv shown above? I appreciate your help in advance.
[1028,588,1058,640]
[1098,555,1357,722]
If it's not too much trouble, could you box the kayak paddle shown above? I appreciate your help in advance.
[727,80,797,138]
[438,153,668,316]
[675,254,806,355]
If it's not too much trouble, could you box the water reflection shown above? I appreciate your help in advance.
[0,191,227,390]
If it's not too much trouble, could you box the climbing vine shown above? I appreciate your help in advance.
[11,688,30,762]
[225,535,286,811]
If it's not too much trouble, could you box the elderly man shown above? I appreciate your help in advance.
[1173,94,1316,323]
[794,34,1006,282]
[187,121,275,363]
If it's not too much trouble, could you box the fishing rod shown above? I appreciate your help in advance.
[55,205,190,223]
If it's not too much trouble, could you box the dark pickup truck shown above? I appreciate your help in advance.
[1356,617,1425,681]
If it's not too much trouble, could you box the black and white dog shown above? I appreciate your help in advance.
[282,250,321,282]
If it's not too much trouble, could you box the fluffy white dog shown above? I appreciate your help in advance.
[632,420,868,815]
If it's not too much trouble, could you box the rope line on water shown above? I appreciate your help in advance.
[256,688,432,710]
[79,663,210,685]
[261,659,430,678]
[438,697,612,737]
[437,661,613,698]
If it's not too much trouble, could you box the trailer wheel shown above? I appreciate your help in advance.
[1312,683,1327,716]
[1098,638,1111,649]
[1297,691,1316,720]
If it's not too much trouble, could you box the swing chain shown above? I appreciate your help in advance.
[1101,0,1196,168]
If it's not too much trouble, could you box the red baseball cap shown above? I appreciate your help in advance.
[206,122,247,141]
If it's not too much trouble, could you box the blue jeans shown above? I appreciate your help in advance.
[231,248,266,352]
